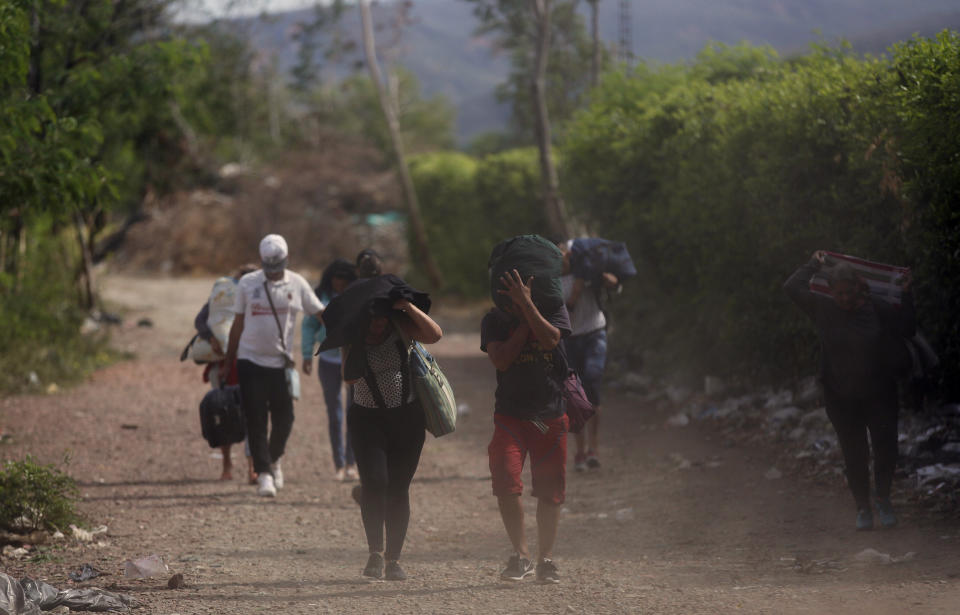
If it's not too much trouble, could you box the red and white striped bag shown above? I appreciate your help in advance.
[809,251,910,305]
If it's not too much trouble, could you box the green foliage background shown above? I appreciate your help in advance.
[413,35,960,397]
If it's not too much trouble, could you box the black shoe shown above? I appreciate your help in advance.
[384,560,407,581]
[536,558,560,584]
[351,484,363,506]
[500,553,534,581]
[586,450,601,469]
[363,552,384,579]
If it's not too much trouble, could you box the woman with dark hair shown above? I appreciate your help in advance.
[785,250,915,530]
[302,259,359,481]
[356,248,384,279]
[324,275,442,581]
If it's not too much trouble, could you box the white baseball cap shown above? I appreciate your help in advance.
[259,234,288,273]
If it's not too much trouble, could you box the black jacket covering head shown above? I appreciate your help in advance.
[317,274,430,354]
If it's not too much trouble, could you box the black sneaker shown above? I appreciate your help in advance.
[384,560,407,581]
[363,552,384,579]
[500,554,534,581]
[536,558,560,584]
[586,450,601,469]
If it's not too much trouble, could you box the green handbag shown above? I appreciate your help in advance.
[394,320,457,437]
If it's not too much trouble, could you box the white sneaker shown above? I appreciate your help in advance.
[270,460,284,489]
[345,465,359,481]
[257,473,277,497]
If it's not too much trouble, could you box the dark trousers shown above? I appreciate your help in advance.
[824,386,899,510]
[347,402,425,561]
[317,360,355,469]
[238,359,294,475]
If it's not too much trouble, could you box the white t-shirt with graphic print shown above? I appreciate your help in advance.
[232,269,324,368]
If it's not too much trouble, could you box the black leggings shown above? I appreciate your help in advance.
[824,386,899,510]
[237,360,294,475]
[347,402,425,561]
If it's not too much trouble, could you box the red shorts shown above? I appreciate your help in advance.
[488,413,568,505]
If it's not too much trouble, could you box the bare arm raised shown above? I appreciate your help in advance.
[498,269,561,350]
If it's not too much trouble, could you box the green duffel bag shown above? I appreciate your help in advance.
[409,341,457,437]
[394,319,457,437]
[488,234,564,314]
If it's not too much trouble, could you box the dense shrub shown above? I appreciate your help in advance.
[0,234,117,394]
[560,38,959,391]
[0,456,83,533]
[411,148,548,297]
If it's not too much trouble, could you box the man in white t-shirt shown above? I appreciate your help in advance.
[224,234,325,497]
[559,239,620,472]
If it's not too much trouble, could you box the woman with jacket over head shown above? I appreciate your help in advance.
[336,278,442,581]
[302,258,358,481]
[784,250,915,531]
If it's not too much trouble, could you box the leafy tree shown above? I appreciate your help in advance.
[317,68,455,154]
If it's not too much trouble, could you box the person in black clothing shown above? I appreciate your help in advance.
[784,250,915,530]
[341,287,442,581]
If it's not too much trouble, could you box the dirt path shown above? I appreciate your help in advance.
[1,274,959,614]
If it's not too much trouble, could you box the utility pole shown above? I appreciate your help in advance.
[618,0,633,66]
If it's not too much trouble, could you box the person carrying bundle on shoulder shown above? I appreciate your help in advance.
[482,235,571,585]
[191,263,258,482]
[555,237,635,471]
[318,273,443,581]
[784,250,915,531]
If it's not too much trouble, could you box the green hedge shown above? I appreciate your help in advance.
[410,148,548,297]
[560,36,960,391]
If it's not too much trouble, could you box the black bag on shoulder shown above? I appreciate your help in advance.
[199,385,245,448]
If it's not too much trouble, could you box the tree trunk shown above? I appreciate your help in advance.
[359,0,444,289]
[590,0,601,88]
[530,0,570,239]
[74,212,96,310]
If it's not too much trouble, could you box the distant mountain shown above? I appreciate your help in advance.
[231,0,960,143]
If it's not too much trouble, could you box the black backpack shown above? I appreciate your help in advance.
[199,386,245,448]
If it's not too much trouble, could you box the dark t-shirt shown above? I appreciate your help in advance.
[784,261,916,399]
[480,306,572,420]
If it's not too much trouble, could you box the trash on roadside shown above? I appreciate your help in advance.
[764,467,783,480]
[20,577,59,610]
[69,524,108,543]
[669,452,693,470]
[614,507,635,522]
[2,545,30,560]
[1,572,140,614]
[124,553,168,579]
[852,548,916,565]
[915,463,960,488]
[457,403,471,416]
[68,563,103,582]
[666,413,689,428]
[57,587,140,611]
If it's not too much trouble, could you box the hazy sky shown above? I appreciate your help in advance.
[175,0,329,22]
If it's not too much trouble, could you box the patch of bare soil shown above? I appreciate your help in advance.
[112,142,408,278]
[1,274,959,614]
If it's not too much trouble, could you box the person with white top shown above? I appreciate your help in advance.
[558,239,620,472]
[224,234,325,497]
